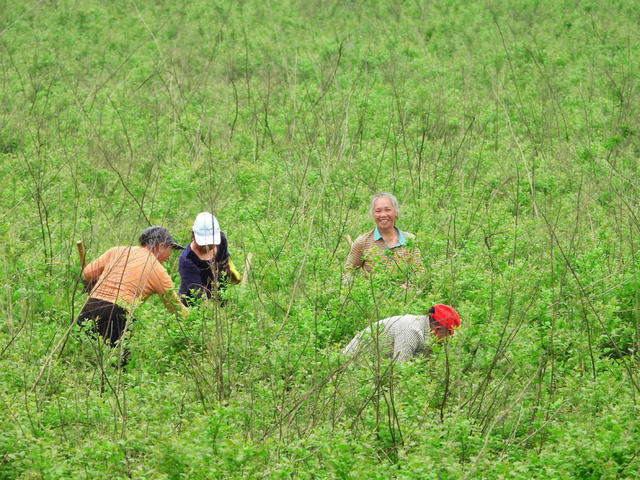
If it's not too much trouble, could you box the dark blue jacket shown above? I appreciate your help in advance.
[178,232,230,305]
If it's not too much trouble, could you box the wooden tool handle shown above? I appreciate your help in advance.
[241,252,253,284]
[76,240,86,269]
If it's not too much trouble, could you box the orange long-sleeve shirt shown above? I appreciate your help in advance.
[83,246,173,307]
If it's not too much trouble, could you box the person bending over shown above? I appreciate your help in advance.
[344,192,423,283]
[343,304,461,362]
[178,212,240,306]
[77,226,188,364]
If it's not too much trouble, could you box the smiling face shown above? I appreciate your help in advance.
[372,196,397,231]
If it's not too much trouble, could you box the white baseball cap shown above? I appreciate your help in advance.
[192,212,221,246]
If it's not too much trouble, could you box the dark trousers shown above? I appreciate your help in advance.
[77,298,133,364]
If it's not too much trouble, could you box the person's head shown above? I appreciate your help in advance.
[191,212,221,254]
[369,192,399,231]
[139,226,183,263]
[428,304,461,340]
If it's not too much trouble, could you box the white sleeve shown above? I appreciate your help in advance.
[343,329,367,355]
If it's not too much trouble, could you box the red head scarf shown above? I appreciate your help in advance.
[430,304,461,335]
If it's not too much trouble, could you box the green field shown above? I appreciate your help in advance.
[1,0,640,478]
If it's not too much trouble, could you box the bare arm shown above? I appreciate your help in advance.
[159,290,189,318]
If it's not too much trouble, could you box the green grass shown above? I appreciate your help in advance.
[1,0,640,478]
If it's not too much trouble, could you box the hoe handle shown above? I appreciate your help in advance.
[241,252,253,284]
[76,240,86,270]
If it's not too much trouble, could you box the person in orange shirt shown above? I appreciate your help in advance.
[77,226,188,365]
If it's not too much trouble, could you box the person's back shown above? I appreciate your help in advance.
[343,314,431,362]
[86,246,173,306]
[343,305,461,362]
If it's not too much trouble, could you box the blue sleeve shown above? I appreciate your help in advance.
[178,252,205,304]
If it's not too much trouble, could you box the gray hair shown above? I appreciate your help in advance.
[139,226,183,250]
[369,192,400,217]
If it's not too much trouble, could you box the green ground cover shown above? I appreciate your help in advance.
[1,0,639,478]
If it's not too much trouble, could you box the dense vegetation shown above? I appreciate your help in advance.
[1,0,639,478]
